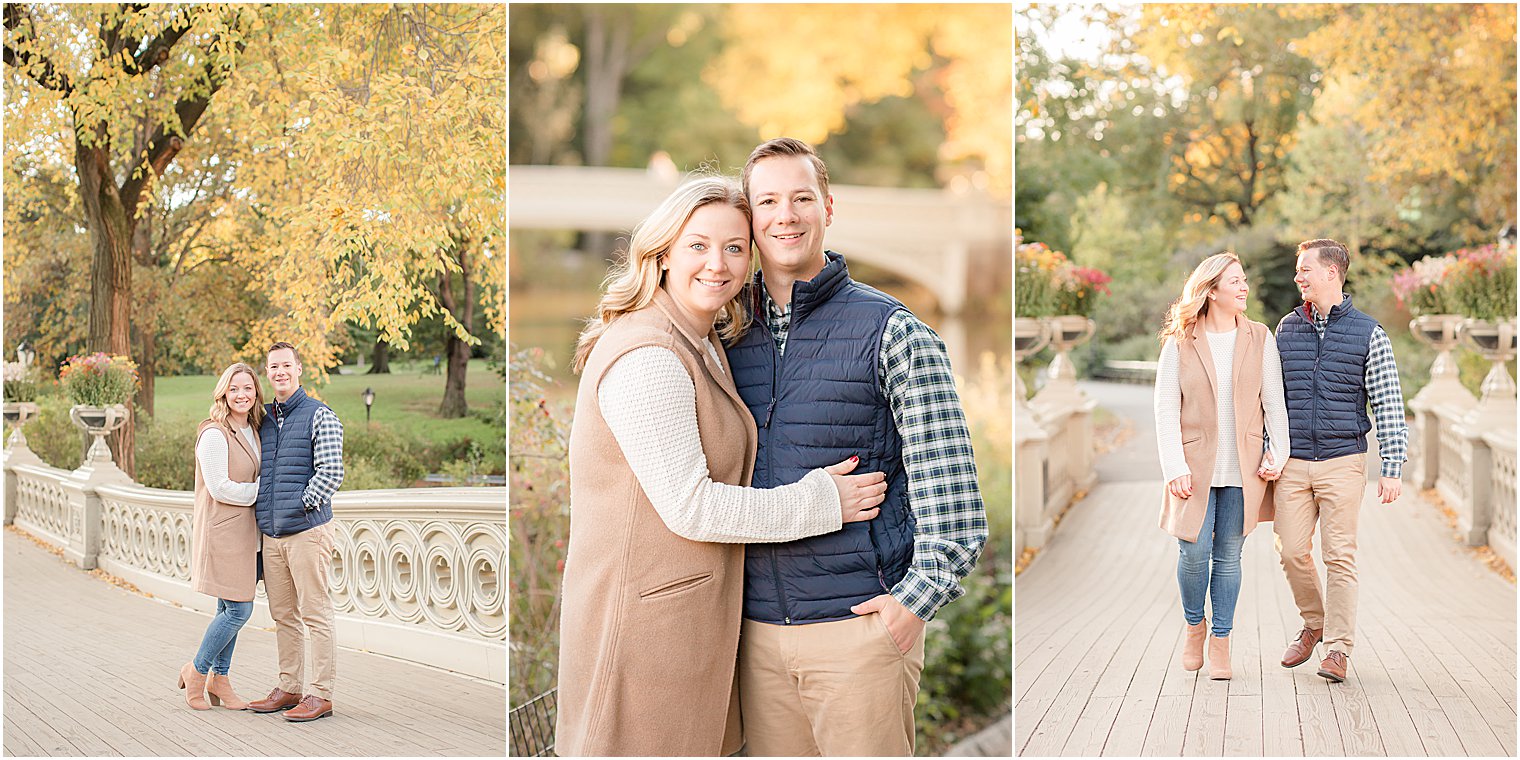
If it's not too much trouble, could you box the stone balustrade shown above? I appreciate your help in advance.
[1484,429,1516,570]
[4,453,504,683]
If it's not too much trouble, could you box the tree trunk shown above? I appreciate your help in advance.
[75,135,137,478]
[137,327,157,419]
[437,252,477,419]
[367,340,391,374]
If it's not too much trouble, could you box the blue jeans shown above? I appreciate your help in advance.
[192,599,253,676]
[1177,486,1245,637]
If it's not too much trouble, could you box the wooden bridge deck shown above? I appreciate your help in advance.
[1015,382,1516,757]
[3,529,506,757]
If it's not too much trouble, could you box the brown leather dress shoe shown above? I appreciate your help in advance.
[1317,651,1348,682]
[248,687,302,713]
[1280,626,1323,668]
[283,695,333,722]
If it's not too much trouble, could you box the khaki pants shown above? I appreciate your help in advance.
[262,524,336,700]
[1272,455,1365,655]
[738,615,925,757]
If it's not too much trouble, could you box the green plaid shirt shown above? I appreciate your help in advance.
[764,290,987,621]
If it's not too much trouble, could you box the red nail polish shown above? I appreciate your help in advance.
[850,455,858,463]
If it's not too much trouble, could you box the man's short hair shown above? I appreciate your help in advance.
[267,341,301,365]
[742,137,830,200]
[1297,238,1350,284]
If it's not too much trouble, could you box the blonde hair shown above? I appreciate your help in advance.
[1159,252,1242,345]
[571,176,753,373]
[210,362,266,429]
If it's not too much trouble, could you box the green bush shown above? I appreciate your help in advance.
[342,455,403,491]
[133,411,197,490]
[21,393,84,470]
[344,424,429,486]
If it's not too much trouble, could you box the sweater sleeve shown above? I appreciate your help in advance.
[196,428,259,506]
[598,346,843,544]
[1154,338,1190,483]
[1261,333,1290,471]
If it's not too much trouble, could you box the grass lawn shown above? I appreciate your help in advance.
[153,359,503,446]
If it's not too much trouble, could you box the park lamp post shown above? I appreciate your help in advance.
[363,387,375,426]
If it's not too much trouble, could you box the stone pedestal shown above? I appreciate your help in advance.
[1015,421,1050,554]
[60,455,132,570]
[1407,315,1477,489]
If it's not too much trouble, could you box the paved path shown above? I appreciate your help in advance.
[1016,381,1516,757]
[3,530,506,757]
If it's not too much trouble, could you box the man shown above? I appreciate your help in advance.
[246,342,344,721]
[727,137,987,756]
[1273,239,1407,683]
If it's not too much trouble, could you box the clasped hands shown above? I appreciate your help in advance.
[1167,453,1282,500]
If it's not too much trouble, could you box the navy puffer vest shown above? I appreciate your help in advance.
[1275,296,1377,461]
[728,251,914,624]
[256,387,334,537]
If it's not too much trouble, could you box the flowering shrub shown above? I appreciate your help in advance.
[1055,265,1114,317]
[58,353,138,407]
[1392,252,1458,316]
[1443,245,1518,322]
[1393,245,1518,321]
[3,361,40,402]
[1015,239,1112,318]
[1015,240,1061,318]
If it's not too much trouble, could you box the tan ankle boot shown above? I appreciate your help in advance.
[1209,634,1232,680]
[178,662,210,710]
[1182,619,1208,671]
[206,674,249,710]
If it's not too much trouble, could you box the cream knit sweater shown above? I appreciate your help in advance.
[1155,329,1289,486]
[597,344,841,543]
[194,426,259,506]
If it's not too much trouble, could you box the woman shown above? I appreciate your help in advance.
[178,362,263,710]
[1154,253,1288,680]
[556,176,887,756]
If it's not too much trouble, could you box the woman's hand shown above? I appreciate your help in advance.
[823,456,887,523]
[1257,453,1282,481]
[1167,474,1193,500]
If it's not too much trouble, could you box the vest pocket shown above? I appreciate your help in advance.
[639,572,713,600]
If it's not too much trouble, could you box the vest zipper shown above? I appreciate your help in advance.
[770,551,791,624]
[1312,324,1323,460]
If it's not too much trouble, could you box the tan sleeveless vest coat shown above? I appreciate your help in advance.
[191,419,261,601]
[1159,316,1276,542]
[556,288,757,757]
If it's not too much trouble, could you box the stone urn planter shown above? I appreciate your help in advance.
[2,400,38,449]
[69,403,129,466]
[1410,314,1477,409]
[1460,319,1517,399]
[1013,317,1050,403]
[1031,315,1096,409]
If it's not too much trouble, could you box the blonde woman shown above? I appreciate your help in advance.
[1154,253,1289,680]
[556,176,887,756]
[178,363,263,710]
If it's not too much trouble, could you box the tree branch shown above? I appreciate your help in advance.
[3,5,74,95]
[123,6,189,77]
[121,20,249,217]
